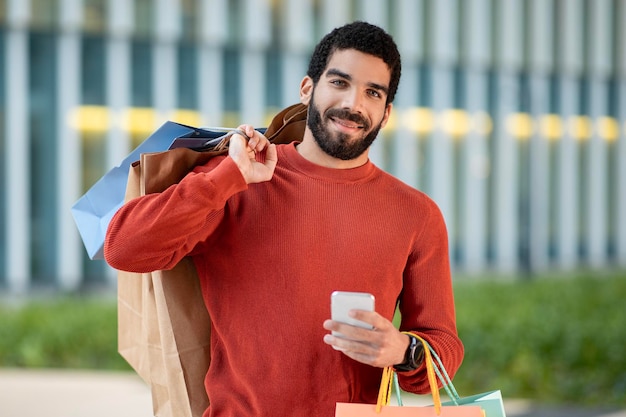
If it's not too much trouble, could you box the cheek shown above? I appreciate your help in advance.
[377,106,391,128]
[377,114,388,129]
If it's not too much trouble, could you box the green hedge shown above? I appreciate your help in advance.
[1,271,625,407]
[452,271,626,407]
[0,297,129,370]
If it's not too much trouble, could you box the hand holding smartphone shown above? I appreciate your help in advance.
[330,291,375,338]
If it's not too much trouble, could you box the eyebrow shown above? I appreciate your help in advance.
[325,68,389,96]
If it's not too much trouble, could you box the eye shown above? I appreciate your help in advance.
[330,79,347,87]
[367,89,382,98]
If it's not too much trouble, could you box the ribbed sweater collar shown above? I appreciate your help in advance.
[279,142,378,184]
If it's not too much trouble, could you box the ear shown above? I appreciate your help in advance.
[380,103,393,128]
[300,76,313,105]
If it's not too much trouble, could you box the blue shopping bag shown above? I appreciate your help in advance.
[71,121,233,259]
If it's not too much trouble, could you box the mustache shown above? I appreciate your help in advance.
[325,108,370,130]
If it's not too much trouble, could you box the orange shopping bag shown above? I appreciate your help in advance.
[335,333,498,417]
[335,403,482,417]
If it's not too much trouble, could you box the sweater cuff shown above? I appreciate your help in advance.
[203,156,248,199]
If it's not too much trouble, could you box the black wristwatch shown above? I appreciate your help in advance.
[394,333,424,372]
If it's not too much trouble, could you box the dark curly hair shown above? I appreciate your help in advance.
[307,21,402,104]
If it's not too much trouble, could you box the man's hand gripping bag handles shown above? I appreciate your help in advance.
[335,333,506,417]
[116,103,307,417]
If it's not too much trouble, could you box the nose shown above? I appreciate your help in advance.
[340,88,364,112]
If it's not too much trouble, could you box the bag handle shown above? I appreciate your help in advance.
[375,332,462,415]
[418,336,461,404]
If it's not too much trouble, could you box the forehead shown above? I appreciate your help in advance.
[323,49,391,88]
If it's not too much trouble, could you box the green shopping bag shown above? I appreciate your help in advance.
[336,332,506,417]
[442,391,505,417]
[407,333,507,417]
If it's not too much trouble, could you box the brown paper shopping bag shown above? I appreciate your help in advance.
[118,159,212,417]
[116,103,307,417]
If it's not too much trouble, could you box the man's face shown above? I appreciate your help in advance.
[301,49,392,161]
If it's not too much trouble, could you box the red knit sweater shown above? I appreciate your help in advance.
[105,143,463,417]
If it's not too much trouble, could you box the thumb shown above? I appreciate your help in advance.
[228,134,251,173]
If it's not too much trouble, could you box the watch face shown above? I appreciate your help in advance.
[394,335,420,372]
[408,336,424,368]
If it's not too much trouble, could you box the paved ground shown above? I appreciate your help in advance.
[0,368,624,417]
[0,369,153,417]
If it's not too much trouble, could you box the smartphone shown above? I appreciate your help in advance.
[331,291,375,338]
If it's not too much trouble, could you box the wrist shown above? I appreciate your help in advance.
[393,333,424,373]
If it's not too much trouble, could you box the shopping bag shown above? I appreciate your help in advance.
[116,103,307,417]
[421,334,506,417]
[442,391,506,417]
[119,148,222,417]
[71,121,243,259]
[336,332,505,417]
[117,159,212,417]
[335,403,482,416]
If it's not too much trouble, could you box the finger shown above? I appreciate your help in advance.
[324,320,375,345]
[264,143,278,169]
[236,124,254,139]
[251,133,272,153]
[230,131,251,151]
[228,133,246,156]
[324,333,377,361]
[348,310,384,330]
[236,125,262,150]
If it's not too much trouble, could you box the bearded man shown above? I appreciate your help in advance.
[105,21,463,417]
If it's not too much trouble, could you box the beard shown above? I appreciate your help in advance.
[306,93,384,161]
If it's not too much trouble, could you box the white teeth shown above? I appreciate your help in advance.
[335,118,361,128]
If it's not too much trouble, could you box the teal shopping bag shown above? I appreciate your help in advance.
[415,333,506,417]
[442,390,506,417]
[336,332,506,417]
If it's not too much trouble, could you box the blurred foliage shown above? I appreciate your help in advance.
[0,271,625,407]
[0,297,130,371]
[452,270,626,407]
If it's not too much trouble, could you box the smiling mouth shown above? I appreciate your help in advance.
[330,117,364,130]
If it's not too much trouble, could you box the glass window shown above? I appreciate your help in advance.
[134,0,154,39]
[178,42,197,109]
[82,34,106,104]
[131,39,153,107]
[130,38,153,147]
[0,29,5,285]
[30,0,59,30]
[547,74,560,262]
[180,0,198,41]
[81,124,108,282]
[84,0,107,34]
[0,0,6,24]
[606,78,619,261]
[227,0,242,45]
[222,47,240,112]
[417,64,432,194]
[80,34,108,283]
[80,31,108,285]
[29,32,58,285]
[485,70,498,265]
[265,47,282,108]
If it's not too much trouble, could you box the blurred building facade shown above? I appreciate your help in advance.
[0,0,625,293]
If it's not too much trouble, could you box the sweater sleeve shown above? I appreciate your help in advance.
[104,156,248,272]
[396,198,464,394]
